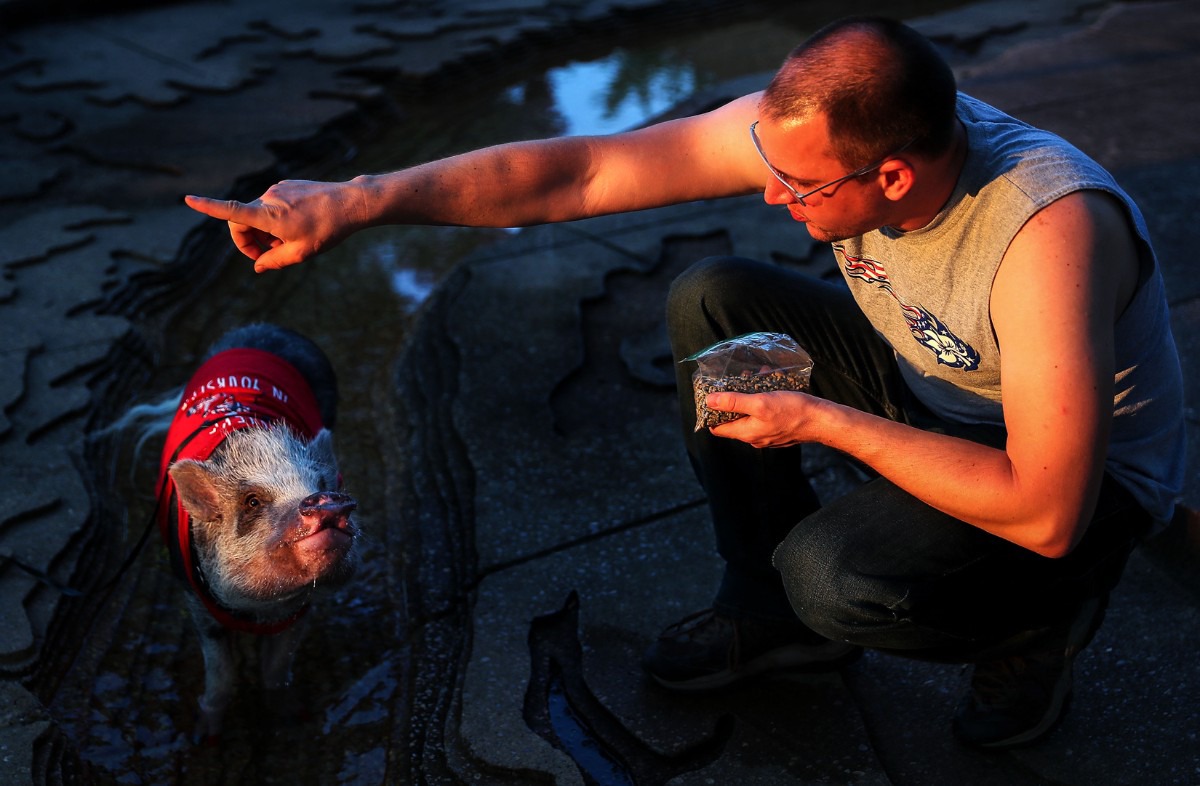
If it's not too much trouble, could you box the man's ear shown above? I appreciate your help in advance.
[878,158,915,201]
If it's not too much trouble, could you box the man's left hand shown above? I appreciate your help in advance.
[706,390,823,448]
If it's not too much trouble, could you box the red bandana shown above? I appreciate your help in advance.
[156,348,325,635]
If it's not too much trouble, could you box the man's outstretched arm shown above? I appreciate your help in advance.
[185,93,766,272]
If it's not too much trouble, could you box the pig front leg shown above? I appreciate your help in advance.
[259,621,306,691]
[190,610,237,744]
[259,622,311,725]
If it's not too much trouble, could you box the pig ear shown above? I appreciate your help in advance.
[308,428,339,475]
[169,460,224,522]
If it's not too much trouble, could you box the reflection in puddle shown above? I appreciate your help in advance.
[359,237,439,306]
[546,51,698,136]
[391,268,437,305]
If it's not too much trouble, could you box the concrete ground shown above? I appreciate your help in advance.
[1,0,1197,783]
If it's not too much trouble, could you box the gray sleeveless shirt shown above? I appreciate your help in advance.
[834,94,1184,524]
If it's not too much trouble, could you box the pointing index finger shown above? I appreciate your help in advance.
[184,194,252,223]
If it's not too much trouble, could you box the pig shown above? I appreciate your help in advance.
[142,323,359,742]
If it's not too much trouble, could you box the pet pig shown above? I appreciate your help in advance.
[149,323,359,742]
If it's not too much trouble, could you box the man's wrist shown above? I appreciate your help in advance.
[346,174,384,229]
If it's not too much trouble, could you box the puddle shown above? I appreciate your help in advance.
[547,672,637,786]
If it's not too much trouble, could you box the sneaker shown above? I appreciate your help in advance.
[642,608,861,691]
[953,595,1106,749]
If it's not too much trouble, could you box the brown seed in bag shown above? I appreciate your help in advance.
[692,366,811,430]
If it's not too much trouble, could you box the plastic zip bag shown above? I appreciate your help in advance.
[685,332,814,431]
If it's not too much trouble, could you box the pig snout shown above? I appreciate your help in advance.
[299,491,357,533]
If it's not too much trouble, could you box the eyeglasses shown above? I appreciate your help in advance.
[749,120,915,206]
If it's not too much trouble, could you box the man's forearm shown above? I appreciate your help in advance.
[814,399,1100,557]
[351,137,598,230]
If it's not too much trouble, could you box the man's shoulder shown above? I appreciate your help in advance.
[957,95,1115,209]
[955,92,1018,126]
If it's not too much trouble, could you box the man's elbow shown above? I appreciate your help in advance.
[1025,513,1088,559]
[1030,538,1074,560]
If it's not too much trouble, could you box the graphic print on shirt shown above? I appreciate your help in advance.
[834,244,980,371]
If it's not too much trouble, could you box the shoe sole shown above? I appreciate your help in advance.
[961,668,1074,749]
[649,641,862,692]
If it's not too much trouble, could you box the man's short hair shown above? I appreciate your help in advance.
[760,17,958,167]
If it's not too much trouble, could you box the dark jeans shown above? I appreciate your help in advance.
[666,256,1150,662]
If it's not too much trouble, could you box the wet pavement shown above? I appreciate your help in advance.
[2,0,1199,783]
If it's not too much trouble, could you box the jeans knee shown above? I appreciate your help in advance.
[773,524,894,643]
[667,256,762,355]
[668,255,731,315]
[773,528,835,634]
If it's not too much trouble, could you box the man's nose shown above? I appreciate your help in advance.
[762,177,799,206]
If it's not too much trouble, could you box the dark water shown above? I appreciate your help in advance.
[54,3,970,782]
